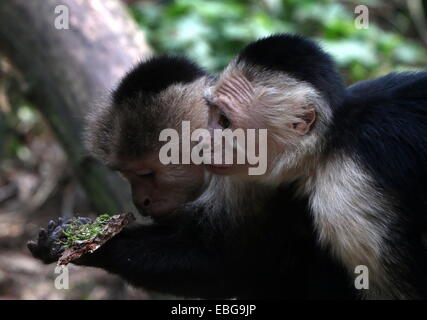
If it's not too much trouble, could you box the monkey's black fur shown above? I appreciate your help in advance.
[237,34,346,111]
[113,55,206,105]
[328,71,427,297]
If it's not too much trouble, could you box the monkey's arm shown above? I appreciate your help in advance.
[28,220,242,299]
[79,224,240,298]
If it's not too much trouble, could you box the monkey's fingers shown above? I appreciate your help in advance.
[27,240,40,258]
[47,220,57,232]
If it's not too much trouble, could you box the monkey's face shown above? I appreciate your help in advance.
[203,71,274,177]
[204,97,252,176]
[116,153,206,217]
[204,68,317,178]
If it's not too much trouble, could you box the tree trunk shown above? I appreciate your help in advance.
[0,0,152,213]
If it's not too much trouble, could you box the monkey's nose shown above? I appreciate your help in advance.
[136,198,151,210]
[135,199,151,217]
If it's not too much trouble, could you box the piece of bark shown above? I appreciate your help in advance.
[58,213,135,265]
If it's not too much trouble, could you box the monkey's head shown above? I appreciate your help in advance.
[204,34,345,181]
[85,56,211,217]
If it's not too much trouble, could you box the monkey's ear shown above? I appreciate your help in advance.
[293,108,316,135]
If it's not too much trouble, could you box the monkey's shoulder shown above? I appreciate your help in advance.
[332,71,427,146]
[326,71,427,207]
[347,71,427,100]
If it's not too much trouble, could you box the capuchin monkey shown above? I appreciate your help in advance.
[28,55,355,299]
[205,34,427,299]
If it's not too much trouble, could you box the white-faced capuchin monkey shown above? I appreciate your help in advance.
[28,55,355,299]
[204,34,427,299]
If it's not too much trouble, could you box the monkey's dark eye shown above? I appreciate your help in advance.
[219,112,231,129]
[135,170,154,178]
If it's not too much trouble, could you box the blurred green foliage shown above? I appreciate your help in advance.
[0,103,40,164]
[130,0,427,83]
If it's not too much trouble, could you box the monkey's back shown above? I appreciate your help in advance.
[325,71,427,298]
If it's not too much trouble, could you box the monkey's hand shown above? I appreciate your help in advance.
[27,217,92,264]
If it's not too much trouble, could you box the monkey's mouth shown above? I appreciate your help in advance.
[136,201,177,219]
[137,208,169,218]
